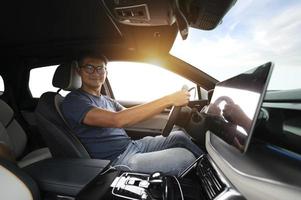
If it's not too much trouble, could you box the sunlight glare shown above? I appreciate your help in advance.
[107,61,195,102]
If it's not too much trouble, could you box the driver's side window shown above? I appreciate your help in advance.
[107,62,197,102]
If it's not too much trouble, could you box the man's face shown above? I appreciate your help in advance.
[77,57,107,90]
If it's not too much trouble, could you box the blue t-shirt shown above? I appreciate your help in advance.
[61,89,131,161]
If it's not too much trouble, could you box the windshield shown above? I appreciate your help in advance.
[171,0,301,90]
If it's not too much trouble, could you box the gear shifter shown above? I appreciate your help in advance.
[148,172,166,200]
[149,172,163,184]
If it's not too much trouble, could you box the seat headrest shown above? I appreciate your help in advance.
[0,100,14,127]
[52,62,82,91]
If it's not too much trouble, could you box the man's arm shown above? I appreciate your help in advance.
[83,90,190,128]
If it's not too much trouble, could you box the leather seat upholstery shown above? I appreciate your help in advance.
[0,100,51,168]
[0,157,40,200]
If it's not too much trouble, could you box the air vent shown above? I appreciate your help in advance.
[197,157,226,200]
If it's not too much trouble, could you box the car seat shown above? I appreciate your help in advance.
[0,100,51,168]
[0,157,40,200]
[35,62,90,158]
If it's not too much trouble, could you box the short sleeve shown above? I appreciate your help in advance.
[61,91,95,127]
[113,100,125,111]
[104,96,125,111]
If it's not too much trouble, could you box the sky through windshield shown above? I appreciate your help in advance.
[171,0,301,90]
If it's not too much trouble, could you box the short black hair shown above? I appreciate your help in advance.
[78,52,108,66]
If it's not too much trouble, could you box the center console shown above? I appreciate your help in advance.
[112,172,183,200]
[76,155,245,200]
[23,158,110,198]
[77,170,182,200]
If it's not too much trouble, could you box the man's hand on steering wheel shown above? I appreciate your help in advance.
[167,89,190,106]
[162,86,190,137]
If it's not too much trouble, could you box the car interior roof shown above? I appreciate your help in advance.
[0,0,237,90]
[0,0,178,67]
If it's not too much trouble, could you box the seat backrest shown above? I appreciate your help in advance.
[35,62,90,158]
[0,99,27,159]
[0,125,16,162]
[0,157,40,200]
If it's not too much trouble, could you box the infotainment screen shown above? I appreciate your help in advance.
[206,62,273,153]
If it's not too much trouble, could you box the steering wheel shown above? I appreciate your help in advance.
[162,85,191,137]
[162,106,182,137]
[213,96,234,107]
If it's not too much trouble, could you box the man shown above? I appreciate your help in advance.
[61,54,203,175]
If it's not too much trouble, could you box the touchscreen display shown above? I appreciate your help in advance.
[206,62,273,152]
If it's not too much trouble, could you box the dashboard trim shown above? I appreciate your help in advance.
[263,102,301,110]
[206,132,301,200]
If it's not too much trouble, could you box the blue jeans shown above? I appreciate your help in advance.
[112,131,203,176]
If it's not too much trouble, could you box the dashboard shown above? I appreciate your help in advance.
[206,89,301,200]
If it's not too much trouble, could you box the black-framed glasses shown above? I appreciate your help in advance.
[80,64,106,74]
